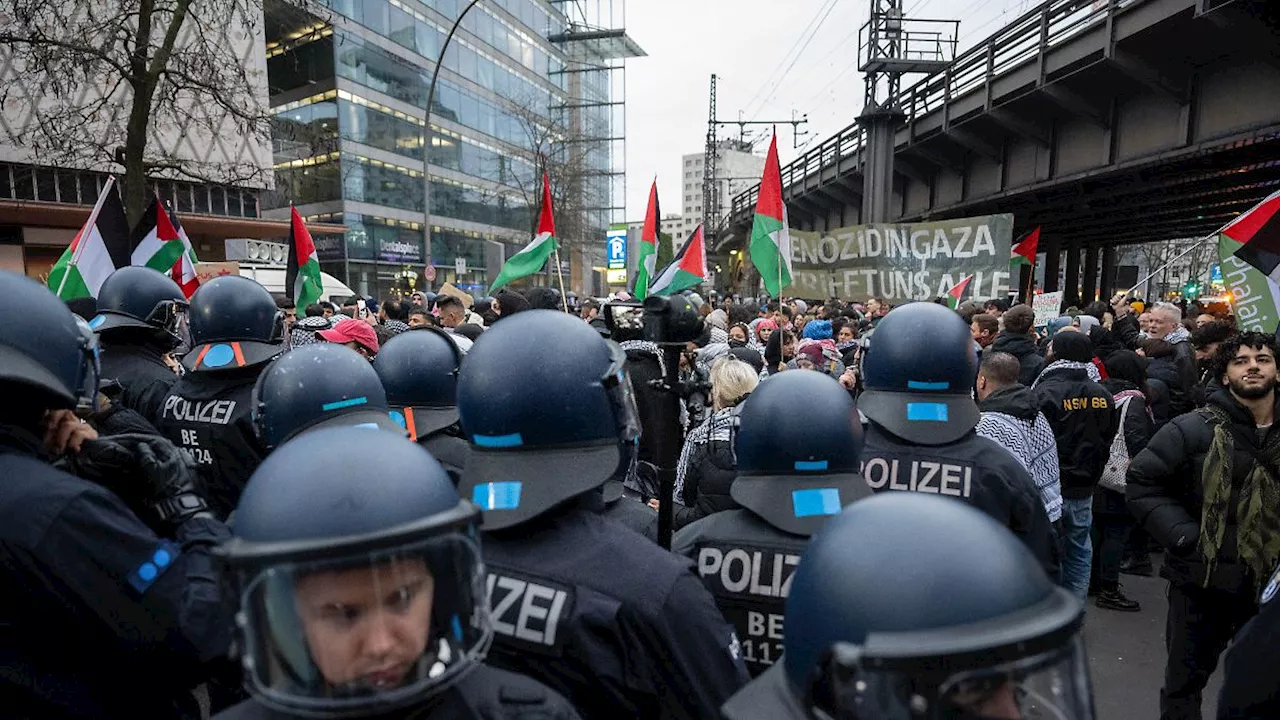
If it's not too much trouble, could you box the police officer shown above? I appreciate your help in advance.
[91,266,186,419]
[251,343,404,452]
[673,370,873,678]
[722,493,1095,719]
[156,275,284,517]
[457,310,750,718]
[214,426,581,719]
[373,327,469,483]
[0,270,231,719]
[856,302,1059,575]
[1218,563,1280,718]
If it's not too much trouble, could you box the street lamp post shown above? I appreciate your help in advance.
[422,0,484,291]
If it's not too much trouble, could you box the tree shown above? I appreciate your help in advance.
[0,0,272,227]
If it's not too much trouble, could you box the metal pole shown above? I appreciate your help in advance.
[422,0,484,292]
[1128,236,1215,295]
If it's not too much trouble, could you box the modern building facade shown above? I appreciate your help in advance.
[677,140,764,238]
[264,0,641,299]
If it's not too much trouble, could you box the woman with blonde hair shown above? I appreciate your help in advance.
[671,356,760,530]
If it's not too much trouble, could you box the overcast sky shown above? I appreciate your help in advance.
[620,0,1043,220]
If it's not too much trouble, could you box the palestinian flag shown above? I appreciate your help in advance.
[1228,190,1280,282]
[944,275,973,309]
[649,224,708,297]
[131,195,187,275]
[168,210,200,297]
[749,133,793,297]
[286,207,324,309]
[634,179,660,300]
[491,172,558,291]
[48,177,131,300]
[1011,227,1040,267]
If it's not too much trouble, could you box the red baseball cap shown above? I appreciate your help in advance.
[317,318,380,354]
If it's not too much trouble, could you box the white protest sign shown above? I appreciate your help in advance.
[1032,291,1063,327]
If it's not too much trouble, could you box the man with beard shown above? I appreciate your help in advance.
[1128,332,1280,720]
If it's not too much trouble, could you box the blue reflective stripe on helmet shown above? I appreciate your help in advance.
[88,314,107,329]
[906,403,949,422]
[907,380,949,391]
[473,433,524,448]
[389,410,407,428]
[794,460,829,471]
[472,481,522,510]
[321,396,368,412]
[792,488,841,517]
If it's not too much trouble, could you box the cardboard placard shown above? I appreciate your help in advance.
[195,262,240,285]
[1032,291,1063,328]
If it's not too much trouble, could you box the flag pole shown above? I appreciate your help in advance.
[553,248,569,312]
[55,176,115,298]
[1126,234,1215,296]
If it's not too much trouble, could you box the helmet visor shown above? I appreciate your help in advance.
[815,635,1094,720]
[237,534,491,716]
[604,340,641,444]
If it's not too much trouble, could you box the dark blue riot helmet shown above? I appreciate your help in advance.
[90,266,187,346]
[373,327,463,440]
[219,427,491,718]
[732,371,872,536]
[456,310,640,530]
[251,344,404,450]
[857,302,980,445]
[0,271,100,412]
[742,493,1092,720]
[182,275,284,372]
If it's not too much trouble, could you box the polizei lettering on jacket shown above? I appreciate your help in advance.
[485,572,572,654]
[859,456,974,498]
[162,396,237,425]
[696,545,800,600]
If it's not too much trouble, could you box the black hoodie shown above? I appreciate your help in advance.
[978,383,1039,420]
[990,332,1046,386]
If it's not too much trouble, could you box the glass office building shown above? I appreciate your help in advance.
[263,0,640,299]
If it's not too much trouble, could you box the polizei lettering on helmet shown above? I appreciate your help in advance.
[485,572,572,654]
[859,456,974,498]
[162,395,237,425]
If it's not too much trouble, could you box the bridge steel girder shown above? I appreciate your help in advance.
[941,125,1003,163]
[1039,85,1111,129]
[900,142,965,174]
[1106,48,1190,104]
[988,108,1051,148]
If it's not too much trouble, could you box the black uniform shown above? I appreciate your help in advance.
[673,510,806,677]
[602,483,660,541]
[0,429,231,719]
[859,423,1060,578]
[1218,565,1280,719]
[214,665,581,720]
[421,429,470,486]
[480,495,749,719]
[155,366,265,517]
[99,341,178,420]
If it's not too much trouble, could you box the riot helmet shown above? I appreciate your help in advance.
[251,344,404,450]
[373,327,462,440]
[769,493,1091,720]
[456,310,640,530]
[732,371,872,536]
[183,275,284,372]
[220,427,491,719]
[857,302,980,445]
[0,271,100,412]
[90,266,187,346]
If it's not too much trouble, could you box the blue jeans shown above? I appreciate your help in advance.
[1060,497,1094,600]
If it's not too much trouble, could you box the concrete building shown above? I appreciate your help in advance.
[264,0,642,299]
[676,139,764,238]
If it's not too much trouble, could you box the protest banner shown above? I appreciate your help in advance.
[194,261,239,285]
[1032,291,1064,328]
[1218,235,1280,333]
[782,214,1014,302]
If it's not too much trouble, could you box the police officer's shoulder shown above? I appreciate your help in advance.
[542,510,698,606]
[456,664,583,719]
[0,451,132,544]
[673,508,778,556]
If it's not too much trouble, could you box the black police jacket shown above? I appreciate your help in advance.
[99,342,178,420]
[1218,565,1280,719]
[479,495,750,719]
[155,366,266,518]
[213,664,582,720]
[602,488,660,542]
[1033,364,1118,499]
[0,427,231,720]
[673,509,809,678]
[989,332,1045,387]
[860,423,1060,579]
[1126,391,1279,593]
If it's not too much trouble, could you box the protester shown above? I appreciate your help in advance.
[317,317,380,359]
[989,304,1046,385]
[1128,332,1280,720]
[970,312,999,349]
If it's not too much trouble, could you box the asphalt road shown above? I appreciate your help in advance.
[1085,555,1225,720]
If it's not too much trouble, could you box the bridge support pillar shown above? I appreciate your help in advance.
[1064,242,1082,308]
[1043,239,1061,293]
[1100,246,1117,301]
[1081,245,1100,305]
[858,104,905,224]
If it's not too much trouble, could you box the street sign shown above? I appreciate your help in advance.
[1210,263,1222,285]
[455,257,466,276]
[606,227,627,270]
[424,265,437,282]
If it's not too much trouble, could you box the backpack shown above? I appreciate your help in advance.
[1099,394,1137,493]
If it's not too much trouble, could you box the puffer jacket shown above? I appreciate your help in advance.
[990,332,1046,387]
[1126,390,1280,592]
[672,406,741,531]
[1034,362,1119,499]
